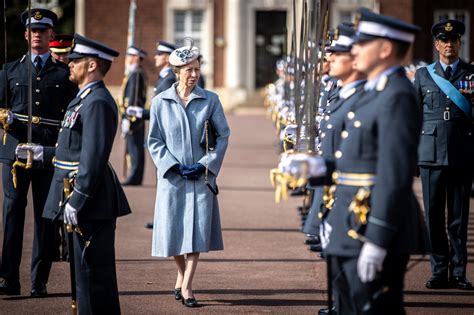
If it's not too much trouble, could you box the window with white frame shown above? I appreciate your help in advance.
[434,10,470,61]
[173,10,204,50]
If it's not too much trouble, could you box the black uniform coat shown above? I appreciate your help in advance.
[414,60,474,167]
[303,81,365,235]
[0,54,77,166]
[325,68,430,257]
[43,81,131,220]
[124,67,147,132]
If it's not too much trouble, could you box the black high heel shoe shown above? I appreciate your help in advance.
[181,296,199,307]
[174,288,182,300]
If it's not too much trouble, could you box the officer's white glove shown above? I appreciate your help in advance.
[319,221,332,250]
[126,106,143,119]
[15,143,44,161]
[357,241,387,283]
[279,153,327,179]
[121,118,130,135]
[64,203,78,226]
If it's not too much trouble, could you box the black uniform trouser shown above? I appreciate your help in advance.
[125,126,145,184]
[0,164,56,285]
[330,254,409,315]
[420,166,471,278]
[74,219,120,315]
[303,186,323,235]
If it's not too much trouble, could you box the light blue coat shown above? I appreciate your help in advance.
[147,83,230,257]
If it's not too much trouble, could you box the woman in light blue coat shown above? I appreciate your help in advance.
[147,41,230,307]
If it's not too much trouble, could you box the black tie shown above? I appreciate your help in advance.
[445,66,452,80]
[35,56,43,72]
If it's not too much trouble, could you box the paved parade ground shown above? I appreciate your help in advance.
[0,110,473,314]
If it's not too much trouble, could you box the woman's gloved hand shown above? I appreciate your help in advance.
[181,163,206,180]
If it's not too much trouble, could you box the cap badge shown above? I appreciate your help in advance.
[354,13,361,29]
[334,28,340,41]
[33,11,42,20]
[444,23,453,32]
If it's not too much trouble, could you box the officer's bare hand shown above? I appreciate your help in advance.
[64,203,78,226]
[15,143,44,161]
[126,106,143,119]
[357,242,387,283]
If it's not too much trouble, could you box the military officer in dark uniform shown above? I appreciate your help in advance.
[303,24,365,250]
[121,46,148,186]
[49,33,74,64]
[18,34,132,313]
[321,8,429,314]
[0,8,77,296]
[414,19,474,290]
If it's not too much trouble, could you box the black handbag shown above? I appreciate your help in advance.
[200,119,218,151]
[201,119,219,195]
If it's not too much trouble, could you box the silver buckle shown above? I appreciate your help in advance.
[443,110,450,121]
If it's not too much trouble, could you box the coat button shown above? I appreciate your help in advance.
[36,77,41,81]
[35,101,40,105]
[327,124,333,129]
[335,151,343,159]
[55,143,59,147]
[35,89,40,93]
[347,112,355,120]
[59,128,63,132]
[341,131,349,138]
[354,121,361,128]
[320,132,326,138]
[325,115,330,121]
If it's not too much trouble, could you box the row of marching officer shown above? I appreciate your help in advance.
[281,6,473,315]
[0,7,131,314]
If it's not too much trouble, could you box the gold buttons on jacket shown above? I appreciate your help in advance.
[347,112,355,120]
[36,77,41,81]
[35,89,40,93]
[35,101,40,106]
[327,124,333,129]
[341,131,349,139]
[325,115,330,121]
[335,151,343,159]
[354,121,361,128]
[320,132,326,139]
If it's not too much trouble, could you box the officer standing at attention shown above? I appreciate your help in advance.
[414,19,474,290]
[121,46,148,186]
[49,33,74,64]
[0,8,77,297]
[321,8,429,314]
[18,33,132,314]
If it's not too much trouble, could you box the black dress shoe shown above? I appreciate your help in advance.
[181,296,199,307]
[0,279,21,295]
[318,306,337,314]
[31,284,47,297]
[304,235,320,245]
[174,288,182,300]
[144,222,154,229]
[308,244,322,252]
[426,276,449,289]
[450,276,473,290]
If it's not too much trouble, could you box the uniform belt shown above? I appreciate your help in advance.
[53,157,79,170]
[332,171,376,186]
[13,113,61,127]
